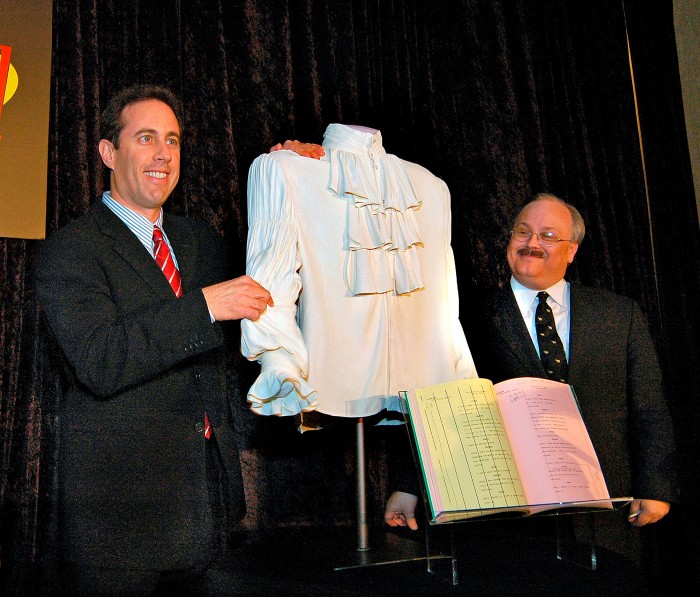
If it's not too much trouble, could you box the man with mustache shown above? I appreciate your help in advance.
[385,193,677,576]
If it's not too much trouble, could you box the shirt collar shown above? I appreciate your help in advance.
[102,191,164,250]
[511,276,568,312]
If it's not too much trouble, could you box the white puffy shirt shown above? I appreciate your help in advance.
[241,124,477,418]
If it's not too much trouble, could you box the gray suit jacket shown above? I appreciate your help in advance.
[35,199,245,570]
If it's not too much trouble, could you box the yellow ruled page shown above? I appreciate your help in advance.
[408,379,527,515]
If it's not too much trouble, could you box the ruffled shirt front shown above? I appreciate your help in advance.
[241,124,477,419]
[324,124,424,295]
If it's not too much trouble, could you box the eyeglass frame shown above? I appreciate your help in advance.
[510,227,573,247]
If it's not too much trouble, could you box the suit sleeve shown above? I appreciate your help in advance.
[626,302,679,502]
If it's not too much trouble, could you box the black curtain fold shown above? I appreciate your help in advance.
[1,1,698,594]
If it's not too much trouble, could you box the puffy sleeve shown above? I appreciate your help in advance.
[240,152,318,415]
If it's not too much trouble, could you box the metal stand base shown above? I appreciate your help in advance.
[333,418,456,584]
[331,529,452,572]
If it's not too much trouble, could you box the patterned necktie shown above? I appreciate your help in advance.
[535,291,568,383]
[153,225,182,297]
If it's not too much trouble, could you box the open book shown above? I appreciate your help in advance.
[401,377,614,523]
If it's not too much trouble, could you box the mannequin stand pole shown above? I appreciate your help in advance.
[356,417,370,552]
[332,417,453,573]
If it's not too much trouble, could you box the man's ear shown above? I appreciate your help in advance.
[98,139,115,169]
[567,242,579,264]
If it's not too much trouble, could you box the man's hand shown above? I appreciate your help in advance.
[627,498,671,527]
[384,491,419,530]
[202,275,273,322]
[269,140,325,159]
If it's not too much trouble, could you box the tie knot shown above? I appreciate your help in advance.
[537,291,549,304]
[153,225,164,242]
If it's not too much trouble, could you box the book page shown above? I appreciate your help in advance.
[406,379,527,519]
[494,377,610,508]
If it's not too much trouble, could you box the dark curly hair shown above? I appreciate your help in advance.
[100,84,183,148]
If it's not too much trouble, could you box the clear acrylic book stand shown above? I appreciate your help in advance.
[403,410,632,587]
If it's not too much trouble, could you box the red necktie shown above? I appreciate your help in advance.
[153,225,182,297]
[204,412,211,440]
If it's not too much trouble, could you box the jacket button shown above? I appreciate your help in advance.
[195,421,205,433]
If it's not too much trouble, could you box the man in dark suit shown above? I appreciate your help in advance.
[34,85,274,595]
[385,193,677,564]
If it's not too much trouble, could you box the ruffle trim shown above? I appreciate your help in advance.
[324,124,424,295]
[247,370,319,416]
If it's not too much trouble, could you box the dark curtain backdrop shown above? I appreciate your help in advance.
[1,0,698,594]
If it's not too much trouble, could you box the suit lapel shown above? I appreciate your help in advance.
[162,214,196,293]
[91,200,179,297]
[567,283,591,382]
[493,287,544,375]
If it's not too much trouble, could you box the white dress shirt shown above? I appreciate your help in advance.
[241,124,477,419]
[510,276,571,359]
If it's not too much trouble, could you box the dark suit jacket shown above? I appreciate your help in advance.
[470,281,678,504]
[35,199,245,571]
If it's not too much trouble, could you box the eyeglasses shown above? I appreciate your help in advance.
[510,227,572,247]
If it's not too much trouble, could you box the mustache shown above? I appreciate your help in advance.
[517,247,546,258]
